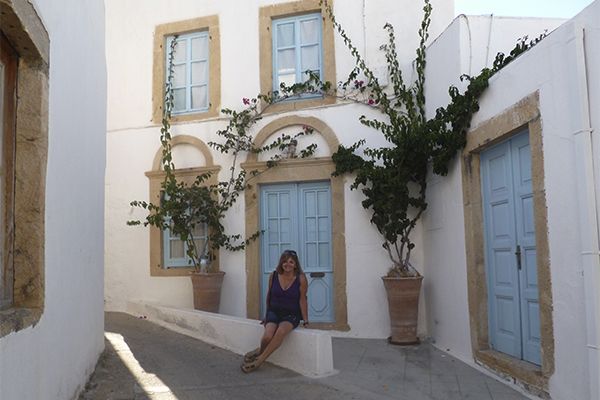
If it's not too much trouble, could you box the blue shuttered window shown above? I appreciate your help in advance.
[163,221,208,268]
[272,13,323,94]
[166,31,209,114]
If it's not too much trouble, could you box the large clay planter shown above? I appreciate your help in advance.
[190,271,225,312]
[382,275,423,345]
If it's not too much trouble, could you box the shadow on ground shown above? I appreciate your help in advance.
[79,312,529,400]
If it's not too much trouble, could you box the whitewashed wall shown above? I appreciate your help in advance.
[104,0,454,338]
[0,0,106,399]
[422,13,565,360]
[422,3,599,399]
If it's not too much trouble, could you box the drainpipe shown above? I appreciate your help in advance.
[362,0,366,59]
[573,26,600,400]
[457,14,473,76]
[484,14,494,67]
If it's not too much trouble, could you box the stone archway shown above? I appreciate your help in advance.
[242,115,348,331]
[146,135,221,276]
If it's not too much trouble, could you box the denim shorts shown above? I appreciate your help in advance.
[265,310,300,329]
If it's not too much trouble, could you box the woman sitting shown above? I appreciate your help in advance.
[241,249,308,373]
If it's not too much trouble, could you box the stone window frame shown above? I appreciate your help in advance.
[0,0,49,337]
[461,92,554,396]
[152,16,221,124]
[259,0,336,114]
[166,30,211,115]
[146,135,221,277]
[241,116,348,331]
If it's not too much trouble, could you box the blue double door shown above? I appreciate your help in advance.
[260,181,334,323]
[480,130,541,365]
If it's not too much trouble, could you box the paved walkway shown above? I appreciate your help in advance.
[79,312,530,400]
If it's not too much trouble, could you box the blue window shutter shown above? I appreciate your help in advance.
[166,31,209,114]
[273,20,296,91]
[162,218,208,269]
[163,222,189,268]
[272,13,322,93]
[297,14,322,83]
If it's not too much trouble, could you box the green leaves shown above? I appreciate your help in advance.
[128,37,321,271]
[128,2,546,274]
[318,0,546,275]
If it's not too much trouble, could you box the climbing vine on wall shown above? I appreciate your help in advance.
[284,0,547,274]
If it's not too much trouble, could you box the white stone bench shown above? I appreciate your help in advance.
[126,301,336,378]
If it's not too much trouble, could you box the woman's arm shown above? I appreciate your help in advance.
[263,272,274,324]
[299,273,309,326]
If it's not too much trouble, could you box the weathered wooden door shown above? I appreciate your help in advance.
[481,129,541,365]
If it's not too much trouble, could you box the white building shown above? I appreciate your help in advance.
[0,0,106,399]
[423,4,600,399]
[102,1,600,399]
[104,0,456,337]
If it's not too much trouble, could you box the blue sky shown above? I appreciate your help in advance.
[455,0,595,18]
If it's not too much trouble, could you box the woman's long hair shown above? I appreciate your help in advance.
[275,249,304,275]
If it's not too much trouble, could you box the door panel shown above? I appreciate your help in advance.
[299,182,333,322]
[511,133,540,365]
[481,129,541,365]
[260,185,298,316]
[482,142,522,359]
[260,181,334,323]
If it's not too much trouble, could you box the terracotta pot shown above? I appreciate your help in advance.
[382,275,423,345]
[190,271,225,312]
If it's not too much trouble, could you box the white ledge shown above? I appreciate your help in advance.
[126,301,336,378]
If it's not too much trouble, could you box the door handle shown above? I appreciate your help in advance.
[310,272,325,278]
[515,245,522,270]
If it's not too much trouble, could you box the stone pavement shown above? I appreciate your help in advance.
[79,312,530,400]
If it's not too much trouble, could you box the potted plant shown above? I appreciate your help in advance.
[128,37,316,312]
[295,0,545,343]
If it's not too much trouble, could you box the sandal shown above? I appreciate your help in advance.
[243,347,261,363]
[240,359,260,373]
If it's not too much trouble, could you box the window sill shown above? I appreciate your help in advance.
[161,107,220,124]
[0,307,42,338]
[150,265,197,277]
[262,95,336,115]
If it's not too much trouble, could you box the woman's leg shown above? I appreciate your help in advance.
[254,321,294,366]
[244,322,278,365]
[260,322,278,354]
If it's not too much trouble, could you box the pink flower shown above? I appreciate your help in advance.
[368,99,375,105]
[243,98,250,105]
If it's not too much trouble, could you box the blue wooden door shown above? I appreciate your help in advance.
[481,129,540,365]
[260,183,297,317]
[260,181,334,323]
[510,133,541,365]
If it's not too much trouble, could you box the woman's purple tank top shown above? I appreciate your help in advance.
[269,273,301,316]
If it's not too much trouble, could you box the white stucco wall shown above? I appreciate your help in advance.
[423,3,600,399]
[0,0,107,399]
[422,13,565,360]
[104,0,455,338]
